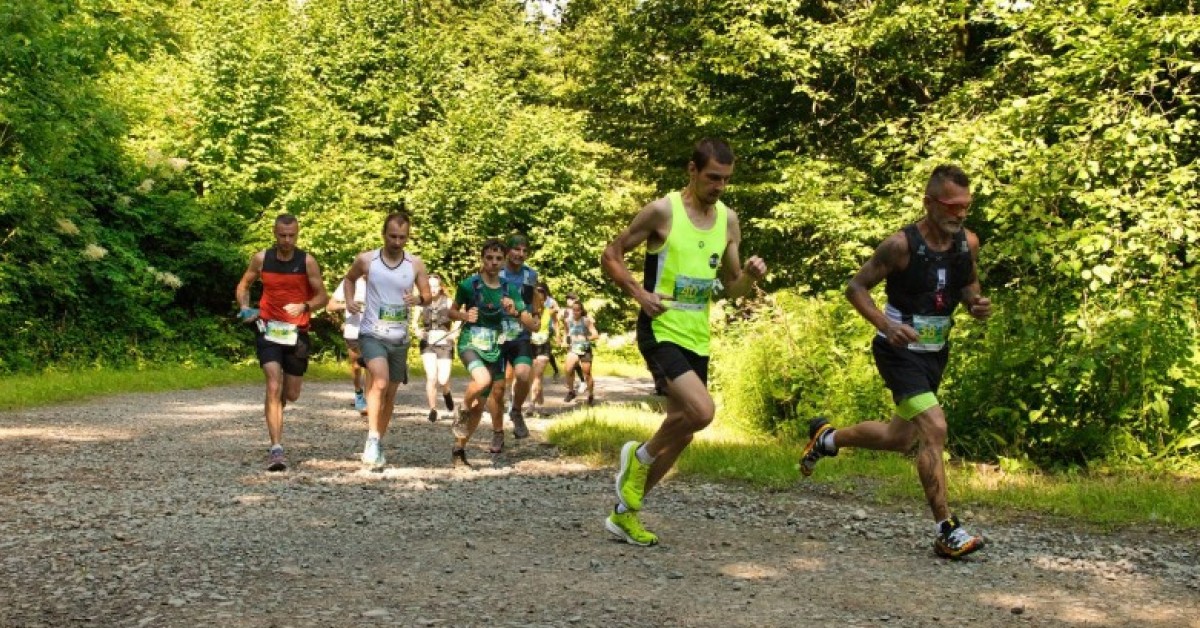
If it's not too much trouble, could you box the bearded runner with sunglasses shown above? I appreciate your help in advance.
[800,164,992,559]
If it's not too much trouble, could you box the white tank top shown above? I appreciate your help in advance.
[359,249,416,343]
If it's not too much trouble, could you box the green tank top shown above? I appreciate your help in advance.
[647,191,727,355]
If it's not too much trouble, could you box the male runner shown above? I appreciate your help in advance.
[493,234,538,439]
[600,138,766,545]
[449,239,535,464]
[344,213,432,468]
[235,214,329,472]
[801,164,991,559]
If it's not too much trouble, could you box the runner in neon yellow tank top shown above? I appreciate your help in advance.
[600,138,767,546]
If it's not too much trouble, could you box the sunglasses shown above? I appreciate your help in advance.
[925,196,972,212]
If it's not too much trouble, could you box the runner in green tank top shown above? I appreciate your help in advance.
[599,138,767,546]
[447,238,535,466]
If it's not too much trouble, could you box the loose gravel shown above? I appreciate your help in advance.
[1,375,1196,627]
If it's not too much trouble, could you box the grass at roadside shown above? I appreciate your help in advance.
[546,404,1200,531]
[0,362,347,411]
[0,347,638,413]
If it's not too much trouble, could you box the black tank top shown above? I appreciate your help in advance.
[884,224,973,318]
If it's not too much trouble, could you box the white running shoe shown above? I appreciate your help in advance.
[361,437,385,467]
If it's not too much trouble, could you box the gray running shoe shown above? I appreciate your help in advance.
[267,447,287,472]
[510,409,529,439]
[451,409,469,439]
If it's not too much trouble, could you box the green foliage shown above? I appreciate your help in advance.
[712,290,891,440]
[948,289,1200,467]
[556,0,1199,467]
[2,0,1195,472]
[0,0,246,373]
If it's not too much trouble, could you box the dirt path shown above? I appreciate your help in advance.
[0,375,1196,627]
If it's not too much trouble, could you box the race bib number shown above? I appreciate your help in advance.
[908,315,952,352]
[671,275,714,311]
[531,331,549,345]
[264,320,298,346]
[570,337,591,355]
[468,327,499,353]
[501,317,523,343]
[377,303,410,341]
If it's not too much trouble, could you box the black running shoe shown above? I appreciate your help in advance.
[427,409,438,423]
[800,417,836,477]
[443,392,454,412]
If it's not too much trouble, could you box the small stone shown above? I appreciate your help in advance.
[667,571,684,580]
[853,509,868,521]
[362,608,390,618]
[1011,605,1025,615]
[166,597,185,607]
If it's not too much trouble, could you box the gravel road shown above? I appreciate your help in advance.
[1,375,1196,627]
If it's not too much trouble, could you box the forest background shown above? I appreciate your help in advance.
[1,0,1196,470]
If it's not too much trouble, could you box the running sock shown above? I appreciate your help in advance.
[820,430,837,453]
[616,503,630,514]
[269,444,283,453]
[635,444,656,465]
[368,431,381,441]
[355,388,363,394]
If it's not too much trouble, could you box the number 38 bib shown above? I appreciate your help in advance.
[907,315,951,352]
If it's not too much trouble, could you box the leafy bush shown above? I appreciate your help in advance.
[948,287,1200,468]
[712,290,891,440]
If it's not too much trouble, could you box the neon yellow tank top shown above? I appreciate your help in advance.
[647,191,727,355]
[531,306,553,345]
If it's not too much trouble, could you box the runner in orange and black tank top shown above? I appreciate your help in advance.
[259,248,315,330]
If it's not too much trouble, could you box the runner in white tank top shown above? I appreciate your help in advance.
[344,213,431,468]
[359,250,416,344]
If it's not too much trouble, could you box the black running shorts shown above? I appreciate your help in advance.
[871,336,949,404]
[498,339,533,368]
[637,313,709,386]
[256,332,311,377]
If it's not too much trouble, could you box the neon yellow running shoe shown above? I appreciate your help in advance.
[605,509,659,547]
[615,441,651,511]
